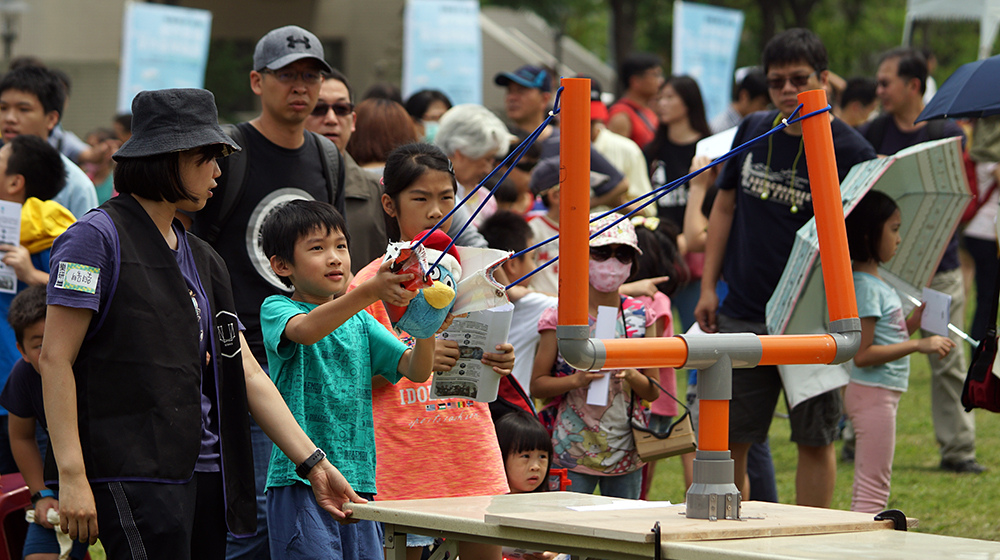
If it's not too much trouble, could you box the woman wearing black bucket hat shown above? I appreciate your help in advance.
[38,88,362,558]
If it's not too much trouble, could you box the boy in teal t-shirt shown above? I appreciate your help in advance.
[259,200,436,559]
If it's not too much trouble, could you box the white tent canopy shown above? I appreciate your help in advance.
[904,0,1000,59]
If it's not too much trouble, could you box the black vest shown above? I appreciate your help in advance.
[45,195,256,535]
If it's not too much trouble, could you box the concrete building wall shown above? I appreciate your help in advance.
[3,1,609,140]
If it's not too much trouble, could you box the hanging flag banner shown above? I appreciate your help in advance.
[117,1,213,113]
[402,0,482,105]
[672,1,744,122]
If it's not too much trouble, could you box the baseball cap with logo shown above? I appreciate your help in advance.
[494,65,551,92]
[254,25,333,73]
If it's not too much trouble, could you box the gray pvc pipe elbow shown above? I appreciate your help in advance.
[829,317,862,364]
[557,325,607,371]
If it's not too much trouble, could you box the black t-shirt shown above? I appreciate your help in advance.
[717,110,877,323]
[192,122,328,365]
[858,116,966,271]
[0,359,45,428]
[644,134,698,229]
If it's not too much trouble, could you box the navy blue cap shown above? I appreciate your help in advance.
[494,65,551,92]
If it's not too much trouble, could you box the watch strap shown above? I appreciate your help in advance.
[31,488,55,505]
[295,448,326,479]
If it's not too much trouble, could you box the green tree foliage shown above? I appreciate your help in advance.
[483,0,987,92]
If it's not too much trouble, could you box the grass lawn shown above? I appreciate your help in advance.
[647,352,1000,542]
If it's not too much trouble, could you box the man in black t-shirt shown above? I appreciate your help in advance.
[858,47,983,475]
[190,25,344,560]
[695,28,877,509]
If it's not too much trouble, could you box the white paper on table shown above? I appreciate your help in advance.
[568,500,674,512]
[695,127,737,159]
[920,287,951,337]
[0,200,22,294]
[586,305,618,406]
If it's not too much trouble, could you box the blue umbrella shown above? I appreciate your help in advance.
[917,54,1000,122]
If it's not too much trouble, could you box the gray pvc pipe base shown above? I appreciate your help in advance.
[685,450,741,520]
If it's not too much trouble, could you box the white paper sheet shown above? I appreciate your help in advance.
[568,500,674,512]
[0,201,22,294]
[586,306,618,406]
[920,287,951,337]
[695,127,737,159]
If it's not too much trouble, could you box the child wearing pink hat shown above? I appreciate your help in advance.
[530,213,661,499]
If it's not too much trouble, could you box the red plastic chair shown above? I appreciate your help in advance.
[0,472,31,560]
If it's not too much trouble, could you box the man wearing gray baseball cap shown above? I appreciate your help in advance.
[188,24,344,560]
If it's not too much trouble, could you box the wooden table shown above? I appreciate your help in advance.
[350,492,999,559]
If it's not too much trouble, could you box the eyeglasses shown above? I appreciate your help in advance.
[766,71,817,90]
[311,101,355,117]
[590,245,635,264]
[261,69,323,84]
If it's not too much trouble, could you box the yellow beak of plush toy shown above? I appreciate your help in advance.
[421,280,456,310]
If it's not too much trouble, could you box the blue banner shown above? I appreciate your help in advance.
[672,1,744,122]
[402,0,482,106]
[117,2,213,113]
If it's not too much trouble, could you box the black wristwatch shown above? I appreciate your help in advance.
[295,448,327,479]
[31,488,55,505]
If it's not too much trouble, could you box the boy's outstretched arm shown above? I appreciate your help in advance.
[399,336,436,383]
[282,259,415,345]
[241,332,365,519]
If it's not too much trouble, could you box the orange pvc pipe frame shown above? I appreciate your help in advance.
[557,78,591,329]
[556,85,858,453]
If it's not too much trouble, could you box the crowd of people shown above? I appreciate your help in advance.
[0,20,993,560]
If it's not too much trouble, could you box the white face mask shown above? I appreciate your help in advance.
[589,257,631,293]
[423,121,440,143]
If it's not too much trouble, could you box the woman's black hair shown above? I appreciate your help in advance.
[495,410,553,493]
[846,189,899,264]
[260,200,349,288]
[645,76,710,158]
[382,142,457,241]
[114,144,225,203]
[404,89,453,120]
[629,218,684,296]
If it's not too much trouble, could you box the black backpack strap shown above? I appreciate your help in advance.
[204,123,248,245]
[309,131,346,216]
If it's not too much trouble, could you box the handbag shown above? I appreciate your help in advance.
[961,251,1000,412]
[629,376,698,461]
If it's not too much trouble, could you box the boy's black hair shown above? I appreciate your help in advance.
[8,285,47,346]
[734,69,768,102]
[6,135,66,201]
[382,142,457,241]
[762,28,828,75]
[619,52,663,91]
[479,210,531,254]
[879,47,928,95]
[840,77,877,109]
[261,199,349,288]
[629,218,683,296]
[114,113,132,135]
[846,189,898,263]
[0,66,66,119]
[495,410,553,493]
[113,144,225,204]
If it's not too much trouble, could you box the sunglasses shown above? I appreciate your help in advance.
[766,71,816,90]
[261,69,323,85]
[590,245,635,264]
[311,101,355,117]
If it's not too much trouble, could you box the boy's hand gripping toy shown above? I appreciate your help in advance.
[383,229,514,339]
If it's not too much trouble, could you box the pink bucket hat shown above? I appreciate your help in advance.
[589,212,642,253]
